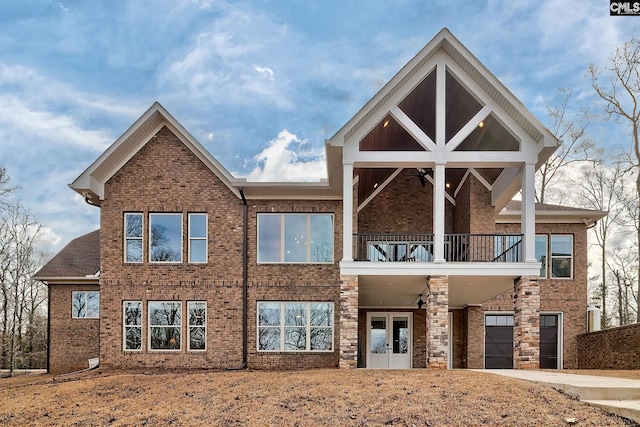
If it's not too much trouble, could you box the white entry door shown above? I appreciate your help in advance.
[366,312,412,369]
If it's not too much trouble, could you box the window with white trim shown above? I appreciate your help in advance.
[550,235,573,278]
[535,235,548,279]
[149,213,183,263]
[124,213,143,263]
[188,214,207,263]
[72,291,99,318]
[257,214,334,263]
[123,301,142,351]
[148,301,181,350]
[257,301,333,351]
[188,301,206,350]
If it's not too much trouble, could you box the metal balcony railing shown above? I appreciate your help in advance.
[353,233,523,263]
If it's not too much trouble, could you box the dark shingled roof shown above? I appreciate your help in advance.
[34,230,100,279]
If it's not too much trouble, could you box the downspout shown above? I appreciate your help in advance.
[45,281,50,373]
[228,188,248,370]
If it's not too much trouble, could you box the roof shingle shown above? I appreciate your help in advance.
[34,230,100,279]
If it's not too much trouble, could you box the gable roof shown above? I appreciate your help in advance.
[70,102,343,203]
[328,28,560,211]
[498,200,607,226]
[33,230,100,282]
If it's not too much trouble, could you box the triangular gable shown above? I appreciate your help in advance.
[70,102,243,203]
[329,28,560,210]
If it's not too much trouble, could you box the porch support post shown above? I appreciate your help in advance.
[521,162,536,263]
[343,162,354,262]
[339,275,359,368]
[433,162,446,263]
[427,275,449,369]
[513,275,540,369]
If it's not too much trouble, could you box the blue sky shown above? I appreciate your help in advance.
[0,0,637,254]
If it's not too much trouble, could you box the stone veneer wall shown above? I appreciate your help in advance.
[513,276,540,369]
[464,305,484,369]
[427,276,448,369]
[578,323,640,369]
[339,275,359,368]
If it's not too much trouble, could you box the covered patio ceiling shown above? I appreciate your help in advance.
[358,274,514,308]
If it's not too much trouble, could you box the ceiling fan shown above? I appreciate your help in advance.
[405,168,430,187]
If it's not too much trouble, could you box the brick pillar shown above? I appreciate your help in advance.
[427,275,449,369]
[513,275,540,369]
[465,305,484,369]
[339,275,358,368]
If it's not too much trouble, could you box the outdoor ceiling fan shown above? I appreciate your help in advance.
[405,168,430,187]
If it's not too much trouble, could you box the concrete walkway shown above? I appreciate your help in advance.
[476,370,640,423]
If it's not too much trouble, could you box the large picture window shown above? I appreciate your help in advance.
[188,214,207,263]
[72,291,99,319]
[123,301,142,351]
[188,301,206,351]
[257,301,333,352]
[551,235,573,278]
[148,301,181,350]
[150,213,183,263]
[257,214,334,263]
[124,213,143,263]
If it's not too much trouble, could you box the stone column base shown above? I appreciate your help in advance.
[339,275,358,369]
[427,275,449,369]
[514,275,540,369]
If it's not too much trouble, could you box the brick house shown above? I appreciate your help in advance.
[35,28,605,374]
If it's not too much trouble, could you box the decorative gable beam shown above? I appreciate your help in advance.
[425,174,456,206]
[446,105,492,152]
[491,166,521,207]
[357,168,403,213]
[453,169,471,197]
[389,106,437,151]
[469,168,493,191]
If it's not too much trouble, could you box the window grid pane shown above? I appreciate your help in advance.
[551,235,573,278]
[125,213,143,263]
[149,301,182,350]
[188,214,207,263]
[257,302,333,352]
[123,301,142,351]
[188,301,207,351]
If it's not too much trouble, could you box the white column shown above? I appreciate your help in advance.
[343,162,354,262]
[521,162,536,263]
[433,162,446,263]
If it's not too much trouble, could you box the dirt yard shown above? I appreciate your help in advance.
[0,369,633,426]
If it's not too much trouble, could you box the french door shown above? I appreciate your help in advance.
[366,312,412,369]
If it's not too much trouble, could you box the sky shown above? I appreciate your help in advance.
[0,0,638,255]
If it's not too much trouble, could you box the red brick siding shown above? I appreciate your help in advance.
[578,324,640,369]
[48,284,100,374]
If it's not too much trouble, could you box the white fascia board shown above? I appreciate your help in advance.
[339,261,541,277]
[497,210,608,225]
[35,277,100,285]
[328,29,450,147]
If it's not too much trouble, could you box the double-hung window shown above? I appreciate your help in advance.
[188,214,207,263]
[123,301,142,351]
[124,213,143,263]
[188,301,207,350]
[257,301,334,351]
[257,213,334,263]
[149,301,182,350]
[550,235,573,278]
[72,291,100,318]
[149,213,183,263]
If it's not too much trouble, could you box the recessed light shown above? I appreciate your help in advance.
[478,121,484,128]
[445,182,451,189]
[373,182,379,188]
[383,120,389,128]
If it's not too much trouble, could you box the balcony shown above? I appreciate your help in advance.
[353,233,523,263]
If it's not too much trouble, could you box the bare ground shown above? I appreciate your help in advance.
[0,369,635,426]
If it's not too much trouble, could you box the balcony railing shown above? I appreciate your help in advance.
[353,233,523,263]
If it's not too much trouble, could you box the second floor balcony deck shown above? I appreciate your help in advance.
[354,233,523,263]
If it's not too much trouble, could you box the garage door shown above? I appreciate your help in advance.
[485,314,560,369]
[484,314,513,369]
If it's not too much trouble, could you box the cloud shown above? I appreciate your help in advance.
[242,130,326,182]
[253,65,274,81]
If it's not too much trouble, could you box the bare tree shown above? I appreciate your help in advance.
[536,88,594,204]
[575,162,629,328]
[590,37,640,320]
